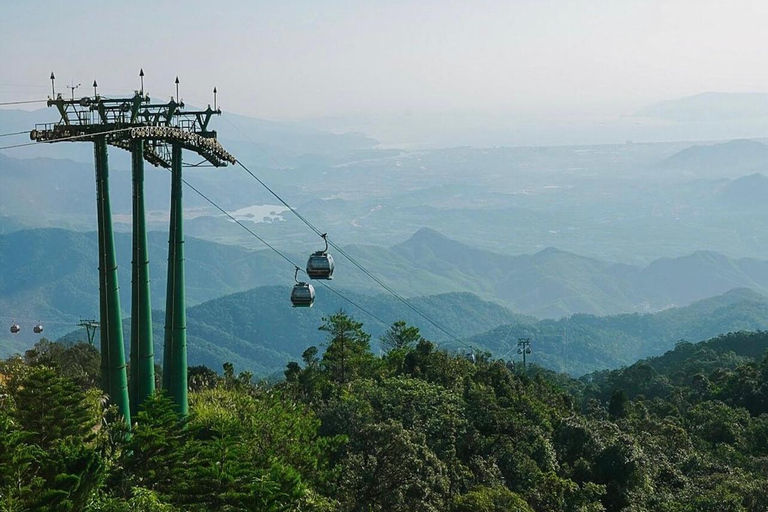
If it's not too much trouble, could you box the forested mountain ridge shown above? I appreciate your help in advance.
[8,220,768,335]
[46,287,768,379]
[468,288,768,375]
[8,226,768,377]
[581,329,768,403]
[52,287,532,378]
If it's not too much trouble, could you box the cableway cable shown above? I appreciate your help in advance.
[8,120,468,347]
[0,99,48,106]
[232,157,468,346]
[178,176,390,328]
[224,114,468,345]
[0,131,30,138]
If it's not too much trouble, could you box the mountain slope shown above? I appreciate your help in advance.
[0,228,288,343]
[655,139,768,178]
[468,288,768,375]
[48,287,531,377]
[711,173,768,211]
[45,287,768,380]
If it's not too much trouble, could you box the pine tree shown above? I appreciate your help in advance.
[319,311,375,384]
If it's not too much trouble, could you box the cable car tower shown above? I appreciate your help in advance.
[30,71,235,424]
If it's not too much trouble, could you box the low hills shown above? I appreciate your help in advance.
[54,287,529,378]
[656,139,768,178]
[47,287,768,379]
[582,329,768,403]
[468,288,768,375]
[8,227,768,345]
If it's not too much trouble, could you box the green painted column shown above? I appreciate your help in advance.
[163,142,188,416]
[94,135,131,426]
[129,139,155,417]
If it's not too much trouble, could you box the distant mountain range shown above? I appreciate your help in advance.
[712,172,768,210]
[7,226,768,344]
[656,139,768,179]
[0,228,288,344]
[637,92,768,122]
[45,287,768,379]
[390,228,768,318]
[50,288,529,378]
[4,227,768,376]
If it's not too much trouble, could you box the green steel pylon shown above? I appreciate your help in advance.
[129,139,155,417]
[94,135,131,426]
[163,142,188,416]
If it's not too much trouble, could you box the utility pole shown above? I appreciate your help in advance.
[78,319,100,346]
[517,338,532,371]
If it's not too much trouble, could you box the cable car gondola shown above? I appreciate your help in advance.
[306,233,335,280]
[291,267,316,308]
[465,347,476,364]
[10,322,20,334]
[33,322,44,334]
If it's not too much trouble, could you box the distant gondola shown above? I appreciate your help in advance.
[306,233,334,280]
[34,323,44,334]
[10,323,20,334]
[291,267,316,307]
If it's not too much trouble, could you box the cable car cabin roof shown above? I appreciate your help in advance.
[307,253,334,266]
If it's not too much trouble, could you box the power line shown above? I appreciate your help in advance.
[6,118,465,345]
[178,175,390,328]
[0,99,48,106]
[225,117,468,344]
[231,158,468,346]
[0,131,29,138]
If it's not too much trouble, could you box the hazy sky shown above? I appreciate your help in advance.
[2,0,768,121]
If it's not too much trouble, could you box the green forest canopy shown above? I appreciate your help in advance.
[2,315,768,511]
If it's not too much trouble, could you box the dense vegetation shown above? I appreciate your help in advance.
[3,316,768,510]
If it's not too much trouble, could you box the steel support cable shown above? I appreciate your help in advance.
[231,158,469,346]
[177,176,390,328]
[9,121,465,345]
[0,131,30,138]
[0,99,48,106]
[326,238,467,345]
[5,126,388,329]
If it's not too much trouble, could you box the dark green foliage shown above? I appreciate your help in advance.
[453,486,533,512]
[12,366,96,450]
[607,389,629,420]
[24,339,101,390]
[4,324,768,511]
[121,393,189,495]
[319,311,376,384]
[1,366,103,511]
[380,320,423,353]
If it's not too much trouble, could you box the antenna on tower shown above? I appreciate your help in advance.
[175,76,180,103]
[66,79,81,100]
[50,72,55,98]
[213,86,217,110]
[139,68,144,95]
[93,80,98,97]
